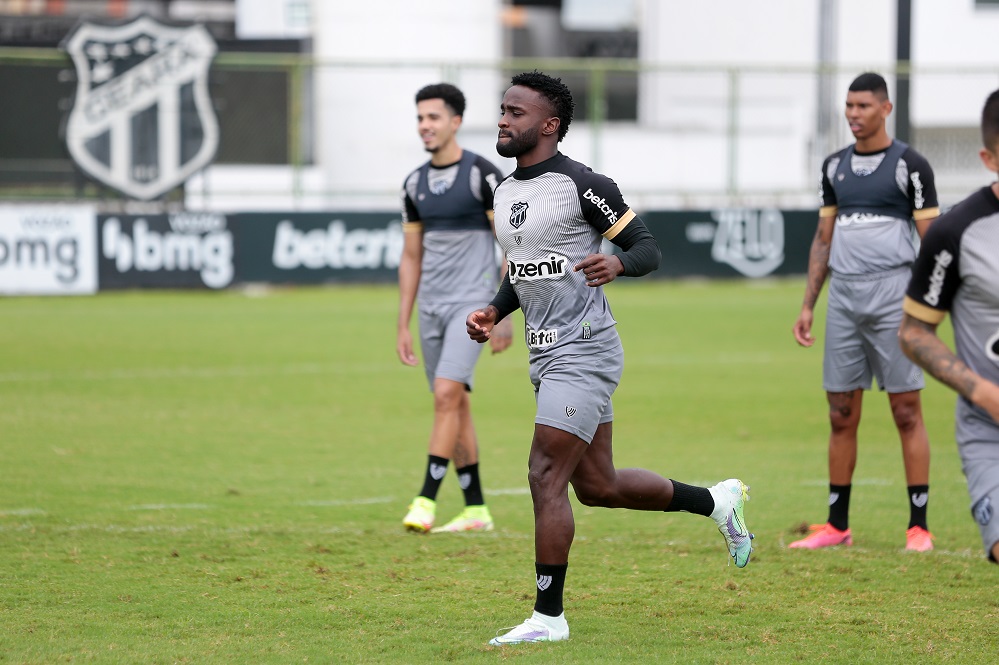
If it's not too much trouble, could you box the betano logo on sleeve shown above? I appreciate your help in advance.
[583,188,618,224]
[924,249,953,306]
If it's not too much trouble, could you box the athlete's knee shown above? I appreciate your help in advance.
[827,391,860,433]
[432,382,466,413]
[889,396,923,433]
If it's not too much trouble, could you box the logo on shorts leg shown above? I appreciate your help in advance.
[972,496,993,526]
[565,406,576,418]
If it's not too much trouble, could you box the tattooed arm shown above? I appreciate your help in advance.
[792,215,834,347]
[899,313,999,422]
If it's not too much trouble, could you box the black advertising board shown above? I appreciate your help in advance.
[640,209,815,279]
[98,212,236,289]
[86,208,817,290]
[231,212,404,285]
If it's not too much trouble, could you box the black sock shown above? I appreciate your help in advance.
[534,562,567,617]
[828,484,852,531]
[665,480,714,517]
[907,484,929,529]
[457,463,484,506]
[418,455,449,501]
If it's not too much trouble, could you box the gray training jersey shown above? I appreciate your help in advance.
[904,185,999,442]
[492,152,636,357]
[820,140,940,275]
[401,150,504,305]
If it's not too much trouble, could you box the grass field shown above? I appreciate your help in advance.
[2,280,997,664]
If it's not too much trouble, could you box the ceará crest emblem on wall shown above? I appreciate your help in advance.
[62,15,219,200]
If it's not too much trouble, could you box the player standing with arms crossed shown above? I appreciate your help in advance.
[398,83,511,534]
[899,88,999,563]
[467,71,754,645]
[791,73,940,551]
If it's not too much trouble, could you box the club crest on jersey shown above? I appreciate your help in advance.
[509,201,529,228]
[62,15,219,200]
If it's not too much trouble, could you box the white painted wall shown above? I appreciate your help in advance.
[187,0,999,212]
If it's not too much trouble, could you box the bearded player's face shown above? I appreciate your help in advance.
[496,86,550,159]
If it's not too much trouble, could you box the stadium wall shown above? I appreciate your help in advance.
[0,203,816,295]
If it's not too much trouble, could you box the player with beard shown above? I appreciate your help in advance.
[466,71,754,646]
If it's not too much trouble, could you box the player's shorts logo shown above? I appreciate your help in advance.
[985,329,999,363]
[508,253,568,284]
[509,202,529,229]
[565,406,576,418]
[62,16,219,200]
[526,327,558,349]
[972,496,993,526]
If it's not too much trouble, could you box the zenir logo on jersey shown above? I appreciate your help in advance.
[508,253,568,284]
[509,201,529,228]
[62,16,219,200]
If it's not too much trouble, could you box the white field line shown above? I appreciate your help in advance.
[0,351,794,385]
[0,363,344,383]
[127,503,211,511]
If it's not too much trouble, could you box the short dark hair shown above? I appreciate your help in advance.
[510,70,575,142]
[982,89,999,151]
[848,72,890,101]
[415,83,466,117]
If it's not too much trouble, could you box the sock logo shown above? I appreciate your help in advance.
[430,464,447,480]
[536,575,552,591]
[972,496,993,526]
[911,492,928,508]
[828,492,839,506]
[458,473,471,490]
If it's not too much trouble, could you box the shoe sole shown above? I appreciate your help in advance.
[431,522,495,534]
[789,536,853,549]
[403,523,431,533]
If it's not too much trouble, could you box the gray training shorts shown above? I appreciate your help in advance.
[418,300,486,392]
[956,401,999,560]
[529,343,622,444]
[823,267,924,393]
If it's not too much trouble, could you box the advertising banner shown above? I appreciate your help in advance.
[642,209,814,278]
[0,204,98,295]
[98,212,235,289]
[232,212,404,284]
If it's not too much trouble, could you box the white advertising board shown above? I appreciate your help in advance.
[0,204,98,295]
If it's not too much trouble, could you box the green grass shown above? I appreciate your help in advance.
[1,280,996,664]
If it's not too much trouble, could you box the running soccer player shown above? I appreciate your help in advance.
[466,71,754,646]
[397,83,511,534]
[899,87,999,564]
[791,72,940,552]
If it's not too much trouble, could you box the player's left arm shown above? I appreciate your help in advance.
[476,159,514,352]
[900,314,999,422]
[899,212,999,420]
[906,149,941,238]
[574,174,661,286]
